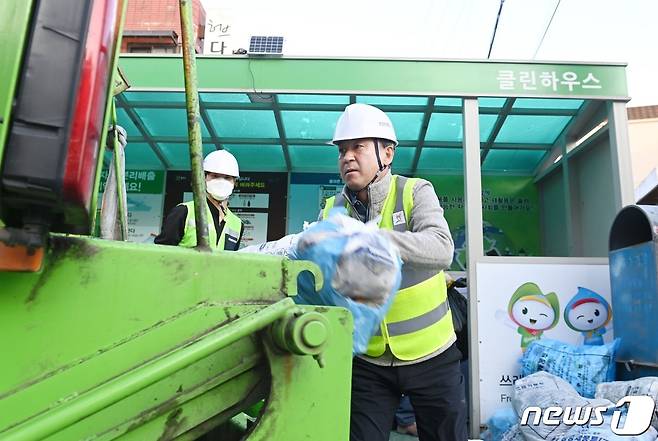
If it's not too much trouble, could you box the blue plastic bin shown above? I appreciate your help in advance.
[609,205,658,379]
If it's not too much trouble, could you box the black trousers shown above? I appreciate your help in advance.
[350,355,467,441]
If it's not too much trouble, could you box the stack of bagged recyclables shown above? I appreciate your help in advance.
[493,372,658,441]
[520,338,621,399]
[240,208,402,354]
[484,338,658,440]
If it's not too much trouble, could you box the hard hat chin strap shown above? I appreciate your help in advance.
[374,138,385,172]
[353,139,389,195]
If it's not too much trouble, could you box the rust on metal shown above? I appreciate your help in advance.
[279,260,289,296]
[123,395,180,434]
[26,237,100,303]
[157,408,186,441]
[178,0,210,251]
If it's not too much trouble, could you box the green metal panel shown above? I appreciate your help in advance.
[119,57,629,99]
[0,236,352,440]
[0,0,34,166]
[540,169,568,256]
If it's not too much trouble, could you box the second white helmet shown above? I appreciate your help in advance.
[203,150,240,177]
[331,103,398,147]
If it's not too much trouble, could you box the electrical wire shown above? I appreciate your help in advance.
[487,0,506,59]
[248,58,257,93]
[533,0,562,59]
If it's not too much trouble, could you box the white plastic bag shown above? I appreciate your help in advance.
[513,372,612,441]
[238,232,300,257]
[559,414,658,441]
[292,209,402,354]
[596,377,658,431]
[513,372,658,441]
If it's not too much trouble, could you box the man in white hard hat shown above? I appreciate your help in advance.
[320,103,465,441]
[155,150,244,250]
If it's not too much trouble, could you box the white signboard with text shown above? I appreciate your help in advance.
[476,262,612,425]
[235,212,268,248]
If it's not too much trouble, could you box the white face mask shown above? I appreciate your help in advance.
[206,178,234,201]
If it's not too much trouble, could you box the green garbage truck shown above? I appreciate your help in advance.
[0,1,353,440]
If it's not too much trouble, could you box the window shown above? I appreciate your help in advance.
[127,44,178,54]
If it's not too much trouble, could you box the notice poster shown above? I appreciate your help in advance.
[235,212,269,247]
[99,169,165,243]
[420,175,541,270]
[319,185,342,210]
[476,262,612,425]
[229,193,269,209]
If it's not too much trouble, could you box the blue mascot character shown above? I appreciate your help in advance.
[564,287,612,345]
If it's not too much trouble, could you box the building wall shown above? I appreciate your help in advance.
[121,0,206,52]
[628,116,658,188]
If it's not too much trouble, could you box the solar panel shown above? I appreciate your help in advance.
[248,36,284,55]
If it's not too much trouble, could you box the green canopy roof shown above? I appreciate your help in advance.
[116,91,585,174]
[115,56,628,175]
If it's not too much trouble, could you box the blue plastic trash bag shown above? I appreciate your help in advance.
[521,338,620,398]
[291,208,402,354]
[484,407,519,441]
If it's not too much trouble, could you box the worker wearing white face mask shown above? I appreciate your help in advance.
[155,150,244,250]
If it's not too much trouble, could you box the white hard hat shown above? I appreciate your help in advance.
[203,150,240,177]
[331,103,398,147]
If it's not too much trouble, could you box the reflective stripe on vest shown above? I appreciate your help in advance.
[323,175,455,360]
[374,294,450,336]
[178,201,243,251]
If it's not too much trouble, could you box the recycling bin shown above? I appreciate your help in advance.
[609,205,658,378]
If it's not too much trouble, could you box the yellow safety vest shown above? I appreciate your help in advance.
[178,200,243,251]
[323,175,455,360]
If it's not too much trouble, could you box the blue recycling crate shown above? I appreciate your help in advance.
[609,205,658,379]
